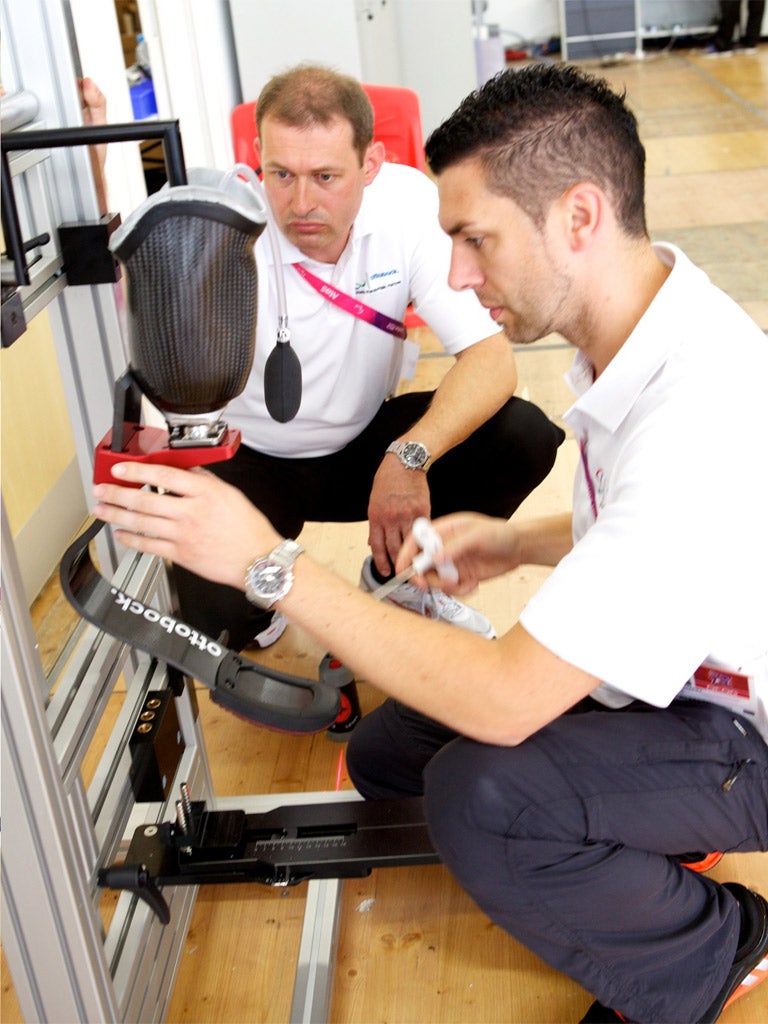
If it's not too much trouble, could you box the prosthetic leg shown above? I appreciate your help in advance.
[58,170,439,925]
[63,168,340,733]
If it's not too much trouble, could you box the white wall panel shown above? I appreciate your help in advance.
[393,0,477,138]
[229,0,478,144]
[230,0,364,104]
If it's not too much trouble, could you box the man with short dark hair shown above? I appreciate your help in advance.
[95,64,768,1021]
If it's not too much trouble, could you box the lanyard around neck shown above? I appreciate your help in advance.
[579,438,599,521]
[292,262,407,340]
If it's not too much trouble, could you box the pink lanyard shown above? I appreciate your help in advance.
[579,438,599,521]
[292,262,408,340]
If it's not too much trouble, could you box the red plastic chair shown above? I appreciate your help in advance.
[361,83,426,171]
[231,84,427,329]
[230,99,261,171]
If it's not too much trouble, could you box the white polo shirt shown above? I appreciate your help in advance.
[520,244,768,741]
[224,162,497,457]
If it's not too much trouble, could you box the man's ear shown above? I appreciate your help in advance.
[253,137,262,173]
[363,140,386,185]
[561,183,603,250]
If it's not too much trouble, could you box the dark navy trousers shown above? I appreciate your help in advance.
[346,697,768,1022]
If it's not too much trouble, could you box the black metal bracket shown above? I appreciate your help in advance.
[99,787,440,923]
[129,689,184,803]
[57,212,123,286]
[1,286,26,348]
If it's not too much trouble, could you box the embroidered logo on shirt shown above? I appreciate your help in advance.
[356,268,402,295]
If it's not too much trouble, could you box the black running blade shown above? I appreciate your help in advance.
[60,520,339,733]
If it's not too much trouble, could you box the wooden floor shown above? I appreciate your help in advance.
[3,44,768,1024]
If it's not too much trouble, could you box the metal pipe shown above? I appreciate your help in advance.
[0,120,188,186]
[0,90,40,133]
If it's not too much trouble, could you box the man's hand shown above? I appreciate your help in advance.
[397,511,574,595]
[93,463,282,589]
[79,76,107,129]
[364,332,516,576]
[367,456,431,575]
[78,76,108,214]
[397,512,519,595]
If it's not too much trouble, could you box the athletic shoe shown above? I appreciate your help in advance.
[677,851,724,873]
[703,44,733,57]
[247,611,288,649]
[578,883,768,1024]
[359,555,496,639]
[579,1004,625,1023]
[699,883,768,1022]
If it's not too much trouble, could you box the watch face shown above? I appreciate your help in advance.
[401,441,428,468]
[245,540,304,609]
[248,562,289,602]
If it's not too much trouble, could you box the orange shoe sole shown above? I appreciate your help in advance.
[682,852,724,873]
[723,952,768,1012]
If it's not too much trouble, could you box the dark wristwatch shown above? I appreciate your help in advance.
[244,539,305,610]
[386,440,432,471]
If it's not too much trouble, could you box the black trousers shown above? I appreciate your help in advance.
[174,392,565,650]
[712,0,765,49]
[346,697,768,1022]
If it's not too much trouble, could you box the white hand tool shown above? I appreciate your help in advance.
[371,517,458,601]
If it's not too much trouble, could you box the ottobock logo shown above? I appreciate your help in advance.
[356,267,400,294]
[110,588,223,656]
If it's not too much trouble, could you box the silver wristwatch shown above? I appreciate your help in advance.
[386,440,432,471]
[244,539,305,610]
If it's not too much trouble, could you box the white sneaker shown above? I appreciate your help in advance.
[359,556,496,639]
[250,611,288,648]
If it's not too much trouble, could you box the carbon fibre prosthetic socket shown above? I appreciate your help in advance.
[108,168,267,448]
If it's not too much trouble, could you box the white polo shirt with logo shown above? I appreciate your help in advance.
[225,162,497,457]
[520,244,768,742]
